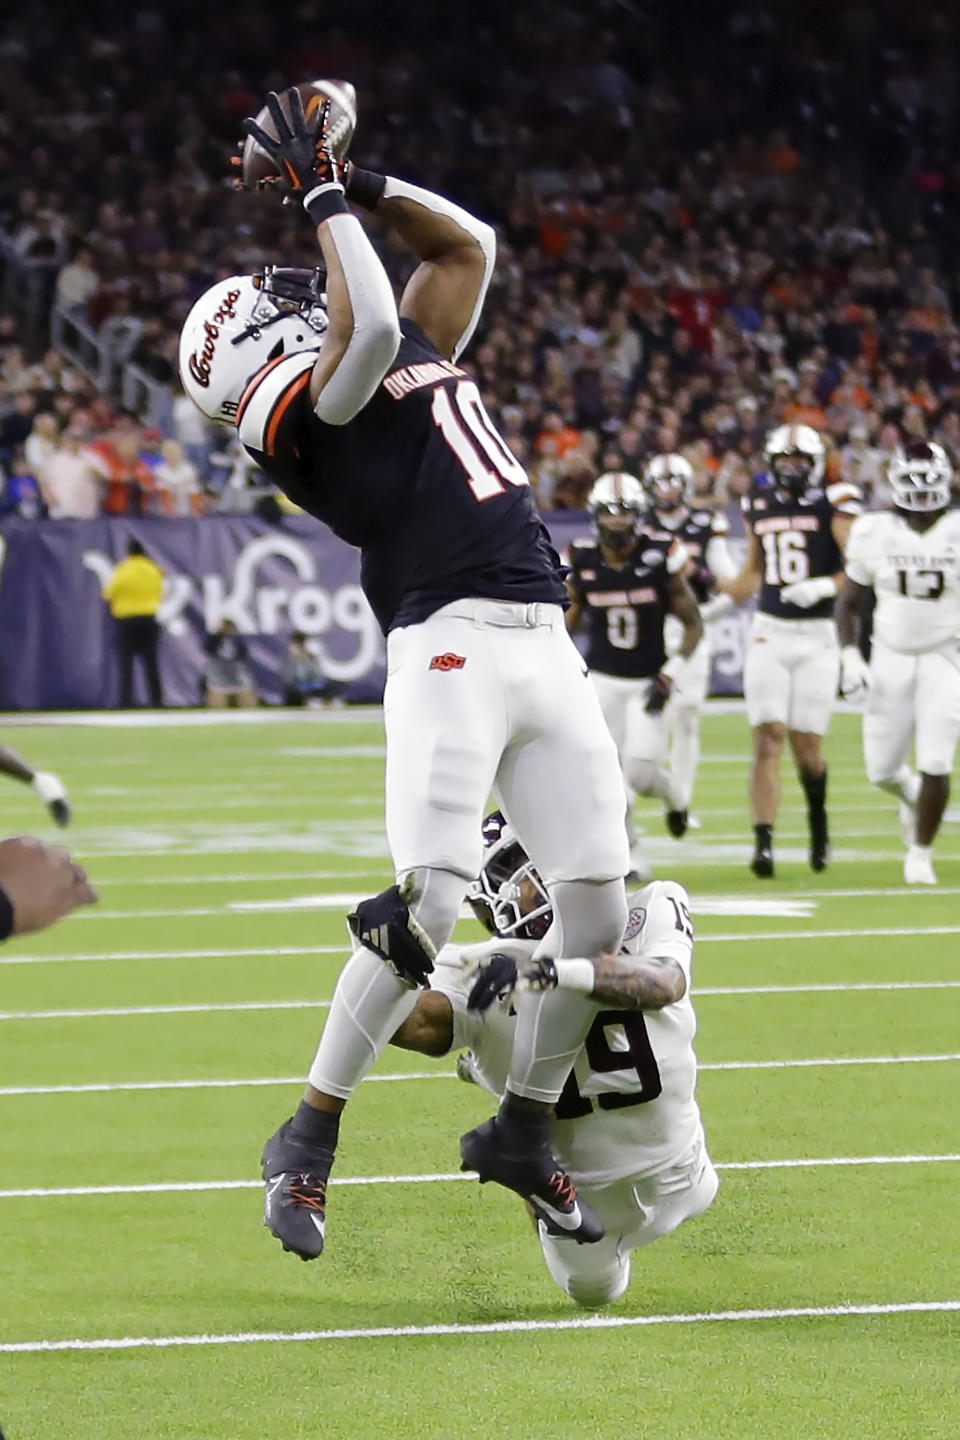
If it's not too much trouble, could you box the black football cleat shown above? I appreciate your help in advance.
[459,1117,604,1244]
[665,808,688,839]
[261,1119,333,1261]
[750,843,774,879]
[809,813,830,873]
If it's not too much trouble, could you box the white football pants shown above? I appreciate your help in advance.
[538,1126,719,1306]
[864,639,960,780]
[744,613,839,735]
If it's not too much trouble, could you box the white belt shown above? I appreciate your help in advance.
[435,598,561,629]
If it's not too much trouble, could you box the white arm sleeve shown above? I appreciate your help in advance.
[843,514,875,586]
[705,533,739,581]
[382,175,496,361]
[313,212,401,426]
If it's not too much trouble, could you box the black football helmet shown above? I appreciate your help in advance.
[466,811,552,941]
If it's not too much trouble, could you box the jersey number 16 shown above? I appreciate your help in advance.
[761,530,809,585]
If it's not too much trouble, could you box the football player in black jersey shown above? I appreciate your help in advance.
[566,472,703,878]
[644,453,738,824]
[714,424,861,878]
[179,90,630,1258]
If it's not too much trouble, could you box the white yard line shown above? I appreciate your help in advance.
[3,1052,959,1097]
[1,1153,957,1201]
[0,1000,333,1021]
[2,923,956,967]
[1,1300,956,1353]
[0,946,340,966]
[2,979,958,1022]
[698,926,960,943]
[95,870,383,887]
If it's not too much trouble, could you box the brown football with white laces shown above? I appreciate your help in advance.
[241,79,357,188]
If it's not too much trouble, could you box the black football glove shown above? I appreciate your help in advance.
[241,89,343,198]
[466,952,519,1012]
[644,672,673,715]
[347,878,436,987]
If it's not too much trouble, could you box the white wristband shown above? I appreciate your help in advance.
[553,958,596,994]
[661,654,685,682]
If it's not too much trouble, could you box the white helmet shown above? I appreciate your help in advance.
[764,423,825,495]
[587,471,646,555]
[645,452,695,512]
[888,440,953,513]
[178,267,328,425]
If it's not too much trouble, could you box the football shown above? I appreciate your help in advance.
[241,79,357,188]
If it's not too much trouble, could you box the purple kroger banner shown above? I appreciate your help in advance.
[0,512,749,710]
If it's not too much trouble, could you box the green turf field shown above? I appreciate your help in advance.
[0,708,957,1440]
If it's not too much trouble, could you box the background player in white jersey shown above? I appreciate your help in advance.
[181,92,630,1258]
[566,473,703,879]
[644,453,738,823]
[836,441,960,885]
[390,812,718,1306]
[716,424,860,878]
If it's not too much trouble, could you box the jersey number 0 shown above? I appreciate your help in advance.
[431,380,529,501]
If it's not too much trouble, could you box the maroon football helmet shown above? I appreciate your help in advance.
[466,811,552,941]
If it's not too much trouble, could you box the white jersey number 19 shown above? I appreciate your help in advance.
[555,1011,663,1120]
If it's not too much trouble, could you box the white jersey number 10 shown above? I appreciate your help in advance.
[431,380,529,501]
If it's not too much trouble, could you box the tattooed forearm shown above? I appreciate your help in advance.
[587,953,686,1010]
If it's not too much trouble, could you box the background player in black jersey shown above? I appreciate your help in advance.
[566,472,703,879]
[179,91,630,1258]
[715,424,861,877]
[644,453,738,825]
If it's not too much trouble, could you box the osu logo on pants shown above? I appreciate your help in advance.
[429,652,466,671]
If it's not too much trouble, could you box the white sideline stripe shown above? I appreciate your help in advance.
[2,1154,958,1200]
[5,923,960,968]
[3,1053,960,1096]
[2,979,959,1022]
[1,1301,957,1353]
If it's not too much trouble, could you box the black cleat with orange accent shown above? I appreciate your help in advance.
[459,1116,604,1244]
[261,1119,333,1260]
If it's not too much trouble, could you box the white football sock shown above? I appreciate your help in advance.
[668,705,701,811]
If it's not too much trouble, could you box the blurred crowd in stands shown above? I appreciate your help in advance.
[3,0,960,518]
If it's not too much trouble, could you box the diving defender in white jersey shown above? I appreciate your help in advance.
[392,812,718,1306]
[179,91,629,1257]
